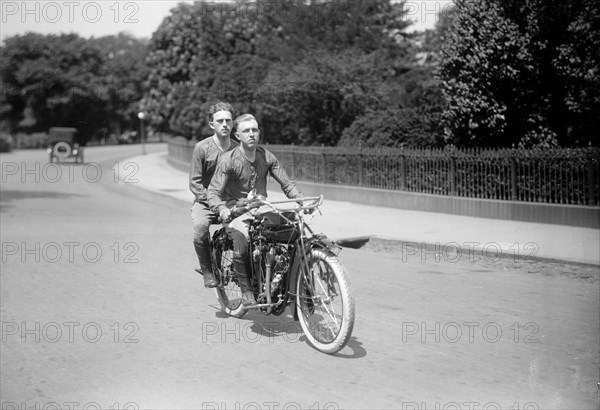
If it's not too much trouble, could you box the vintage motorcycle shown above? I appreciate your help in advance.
[210,192,355,354]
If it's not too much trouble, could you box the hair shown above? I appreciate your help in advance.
[234,114,257,130]
[208,102,234,122]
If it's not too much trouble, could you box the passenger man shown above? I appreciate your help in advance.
[190,102,238,288]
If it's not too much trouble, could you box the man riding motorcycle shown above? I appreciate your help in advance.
[207,113,303,305]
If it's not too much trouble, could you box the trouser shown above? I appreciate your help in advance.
[191,201,219,275]
[224,211,253,288]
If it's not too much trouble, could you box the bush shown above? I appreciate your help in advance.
[338,108,441,148]
[14,132,48,149]
[0,133,14,152]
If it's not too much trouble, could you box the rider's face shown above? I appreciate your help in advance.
[209,110,233,138]
[235,119,260,150]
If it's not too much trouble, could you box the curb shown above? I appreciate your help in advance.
[336,235,600,268]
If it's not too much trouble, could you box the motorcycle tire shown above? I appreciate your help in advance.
[212,230,248,318]
[296,248,355,354]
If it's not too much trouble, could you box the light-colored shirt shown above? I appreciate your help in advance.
[207,146,302,214]
[189,136,238,203]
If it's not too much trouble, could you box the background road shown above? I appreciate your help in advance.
[1,146,598,409]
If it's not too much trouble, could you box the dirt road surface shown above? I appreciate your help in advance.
[1,146,598,409]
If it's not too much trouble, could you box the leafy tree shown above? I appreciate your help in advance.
[142,0,441,147]
[0,33,107,143]
[437,0,534,147]
[338,107,437,147]
[89,33,150,137]
[438,0,600,147]
[0,32,149,143]
[419,4,457,67]
[553,0,600,146]
[142,1,267,139]
[259,0,424,146]
[261,48,383,146]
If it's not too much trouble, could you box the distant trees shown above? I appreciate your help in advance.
[2,0,597,148]
[438,0,600,147]
[142,0,444,146]
[0,32,148,144]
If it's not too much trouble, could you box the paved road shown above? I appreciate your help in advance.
[1,146,599,409]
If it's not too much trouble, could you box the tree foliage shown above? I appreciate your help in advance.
[438,0,600,147]
[141,0,442,146]
[0,32,148,143]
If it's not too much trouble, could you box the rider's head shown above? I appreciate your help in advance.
[208,102,234,122]
[208,102,234,138]
[234,114,256,130]
[234,114,260,150]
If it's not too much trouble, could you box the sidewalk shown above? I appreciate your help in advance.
[124,151,600,266]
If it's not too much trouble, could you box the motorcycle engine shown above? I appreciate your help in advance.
[268,244,291,297]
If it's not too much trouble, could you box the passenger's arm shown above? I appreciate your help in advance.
[207,160,229,216]
[189,144,206,201]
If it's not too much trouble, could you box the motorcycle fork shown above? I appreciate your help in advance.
[288,227,315,321]
[252,235,279,314]
[212,228,230,286]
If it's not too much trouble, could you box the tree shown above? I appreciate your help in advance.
[141,1,267,139]
[0,33,107,143]
[438,0,600,147]
[553,0,600,146]
[419,4,457,67]
[0,32,149,143]
[257,0,425,146]
[141,0,441,146]
[438,0,535,147]
[89,33,150,137]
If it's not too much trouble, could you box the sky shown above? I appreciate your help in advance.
[0,0,453,43]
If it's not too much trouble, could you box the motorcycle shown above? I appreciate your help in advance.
[210,191,355,354]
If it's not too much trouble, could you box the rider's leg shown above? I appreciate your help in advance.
[225,213,254,305]
[191,201,218,288]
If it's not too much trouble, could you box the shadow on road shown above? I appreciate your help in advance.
[330,336,367,359]
[0,190,87,203]
[0,190,88,212]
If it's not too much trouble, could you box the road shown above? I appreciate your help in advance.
[1,146,599,409]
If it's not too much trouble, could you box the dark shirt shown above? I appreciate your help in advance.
[189,136,238,203]
[207,146,302,214]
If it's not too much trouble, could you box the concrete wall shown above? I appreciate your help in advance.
[293,181,599,228]
[169,140,600,228]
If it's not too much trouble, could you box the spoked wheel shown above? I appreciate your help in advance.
[296,248,355,354]
[213,230,247,318]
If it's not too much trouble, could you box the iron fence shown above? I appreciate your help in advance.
[264,144,600,206]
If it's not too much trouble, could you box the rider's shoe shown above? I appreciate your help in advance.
[195,269,217,288]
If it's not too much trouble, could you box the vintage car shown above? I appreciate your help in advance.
[47,127,84,163]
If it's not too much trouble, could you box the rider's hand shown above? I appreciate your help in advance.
[219,208,231,222]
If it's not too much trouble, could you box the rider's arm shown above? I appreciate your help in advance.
[207,159,230,216]
[189,142,206,202]
[266,150,303,199]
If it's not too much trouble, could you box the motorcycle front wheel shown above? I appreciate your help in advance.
[213,232,248,318]
[296,248,355,354]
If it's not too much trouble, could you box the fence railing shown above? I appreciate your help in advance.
[264,144,600,206]
[169,139,600,206]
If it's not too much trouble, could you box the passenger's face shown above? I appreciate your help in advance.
[235,119,260,150]
[209,110,233,138]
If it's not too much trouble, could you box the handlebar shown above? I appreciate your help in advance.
[219,195,324,223]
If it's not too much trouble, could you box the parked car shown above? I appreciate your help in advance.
[46,127,84,164]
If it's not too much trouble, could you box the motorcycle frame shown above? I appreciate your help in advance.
[244,196,342,319]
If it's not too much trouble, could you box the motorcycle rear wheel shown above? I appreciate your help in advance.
[296,248,355,354]
[213,232,248,318]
